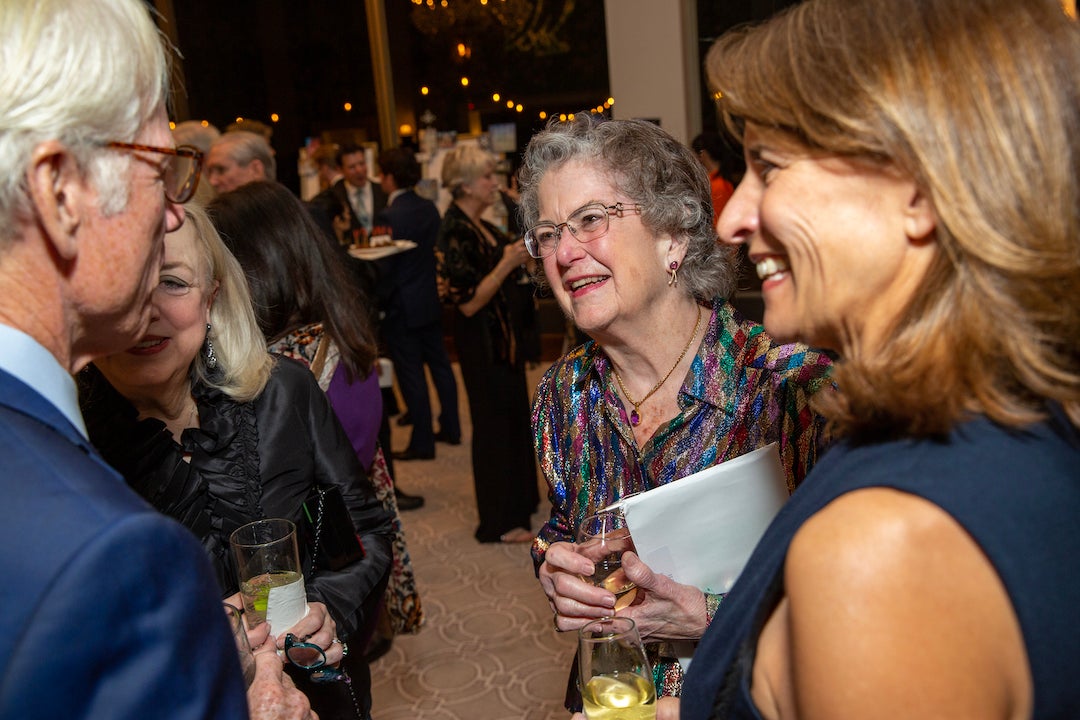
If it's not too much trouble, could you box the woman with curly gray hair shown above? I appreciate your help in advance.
[518,115,833,709]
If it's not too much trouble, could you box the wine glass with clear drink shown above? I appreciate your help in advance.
[578,617,656,719]
[577,510,638,611]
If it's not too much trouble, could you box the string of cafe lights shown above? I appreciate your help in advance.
[420,79,615,123]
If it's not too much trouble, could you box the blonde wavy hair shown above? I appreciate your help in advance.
[707,0,1080,438]
[183,202,273,402]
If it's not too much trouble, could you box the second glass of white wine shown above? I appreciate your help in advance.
[578,617,656,720]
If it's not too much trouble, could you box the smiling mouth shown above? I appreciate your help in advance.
[567,276,608,292]
[132,337,167,350]
[755,257,790,282]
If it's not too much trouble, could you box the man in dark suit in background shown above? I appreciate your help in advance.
[310,143,388,244]
[375,148,462,462]
[0,2,309,718]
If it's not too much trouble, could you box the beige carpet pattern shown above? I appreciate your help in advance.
[371,363,577,720]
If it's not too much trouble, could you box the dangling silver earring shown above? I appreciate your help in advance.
[668,260,679,288]
[204,323,217,369]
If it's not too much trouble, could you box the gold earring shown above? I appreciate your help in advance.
[668,261,679,287]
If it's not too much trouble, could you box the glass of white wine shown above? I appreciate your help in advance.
[578,617,656,720]
[577,510,638,611]
[230,518,308,636]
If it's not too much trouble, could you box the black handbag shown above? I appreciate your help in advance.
[301,485,365,573]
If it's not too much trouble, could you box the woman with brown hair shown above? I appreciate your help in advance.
[668,1,1080,718]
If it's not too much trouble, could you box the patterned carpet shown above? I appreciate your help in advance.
[371,362,577,720]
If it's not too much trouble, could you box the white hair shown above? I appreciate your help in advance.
[0,0,171,247]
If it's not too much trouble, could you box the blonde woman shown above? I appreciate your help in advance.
[80,203,394,720]
[436,145,539,543]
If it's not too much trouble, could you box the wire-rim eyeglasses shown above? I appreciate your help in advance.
[523,201,642,259]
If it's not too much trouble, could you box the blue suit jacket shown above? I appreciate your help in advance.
[0,368,247,719]
[375,189,444,330]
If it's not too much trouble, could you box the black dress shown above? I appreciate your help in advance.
[436,203,540,542]
[80,357,395,720]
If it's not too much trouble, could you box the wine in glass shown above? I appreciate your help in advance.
[578,617,656,720]
[577,511,637,611]
[230,518,308,635]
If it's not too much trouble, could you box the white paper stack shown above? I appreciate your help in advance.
[610,442,789,670]
[615,442,788,595]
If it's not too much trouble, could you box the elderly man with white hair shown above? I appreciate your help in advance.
[0,1,311,719]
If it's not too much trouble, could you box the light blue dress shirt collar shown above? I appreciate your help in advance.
[0,323,88,439]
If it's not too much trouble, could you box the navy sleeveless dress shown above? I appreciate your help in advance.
[681,407,1080,720]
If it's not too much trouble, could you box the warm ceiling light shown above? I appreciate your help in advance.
[270,113,280,122]
[421,86,430,95]
[568,113,576,121]
[492,93,500,102]
[169,121,176,129]
[461,76,469,87]
[235,117,244,123]
[539,111,547,119]
[607,97,615,106]
[515,104,523,112]
[344,102,353,112]
[399,123,414,135]
[200,120,209,127]
[559,113,567,122]
[506,100,514,109]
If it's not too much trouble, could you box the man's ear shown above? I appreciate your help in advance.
[27,140,87,260]
[904,185,937,246]
[248,159,266,181]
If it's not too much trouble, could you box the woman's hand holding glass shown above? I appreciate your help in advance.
[614,552,710,643]
[225,591,343,668]
[539,541,620,633]
[277,601,343,667]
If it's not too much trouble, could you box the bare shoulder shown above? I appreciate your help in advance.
[773,488,1031,720]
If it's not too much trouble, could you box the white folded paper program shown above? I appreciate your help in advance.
[607,442,789,671]
[609,442,788,596]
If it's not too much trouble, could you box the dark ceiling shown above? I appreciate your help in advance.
[161,0,794,192]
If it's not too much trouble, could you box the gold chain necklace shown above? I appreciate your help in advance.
[610,305,702,427]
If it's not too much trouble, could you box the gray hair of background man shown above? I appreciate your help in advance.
[215,131,277,180]
[173,120,222,155]
[0,0,170,249]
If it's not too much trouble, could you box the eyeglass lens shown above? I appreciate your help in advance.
[283,635,346,684]
[284,634,326,669]
[526,203,612,258]
[165,153,199,204]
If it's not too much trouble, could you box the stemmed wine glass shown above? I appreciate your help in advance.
[578,617,656,719]
[576,510,638,611]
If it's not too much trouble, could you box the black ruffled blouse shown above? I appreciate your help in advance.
[79,357,394,642]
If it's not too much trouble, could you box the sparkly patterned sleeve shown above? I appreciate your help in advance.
[772,346,834,492]
[704,592,725,627]
[530,361,576,575]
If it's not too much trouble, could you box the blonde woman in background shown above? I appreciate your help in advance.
[436,145,540,543]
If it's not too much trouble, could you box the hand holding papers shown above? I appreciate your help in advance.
[611,443,789,596]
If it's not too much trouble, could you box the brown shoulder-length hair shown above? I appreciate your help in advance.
[707,0,1080,439]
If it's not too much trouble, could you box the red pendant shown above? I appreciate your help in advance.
[630,409,641,426]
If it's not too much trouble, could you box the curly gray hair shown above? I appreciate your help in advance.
[518,115,737,301]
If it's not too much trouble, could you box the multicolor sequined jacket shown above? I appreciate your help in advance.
[530,298,833,699]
